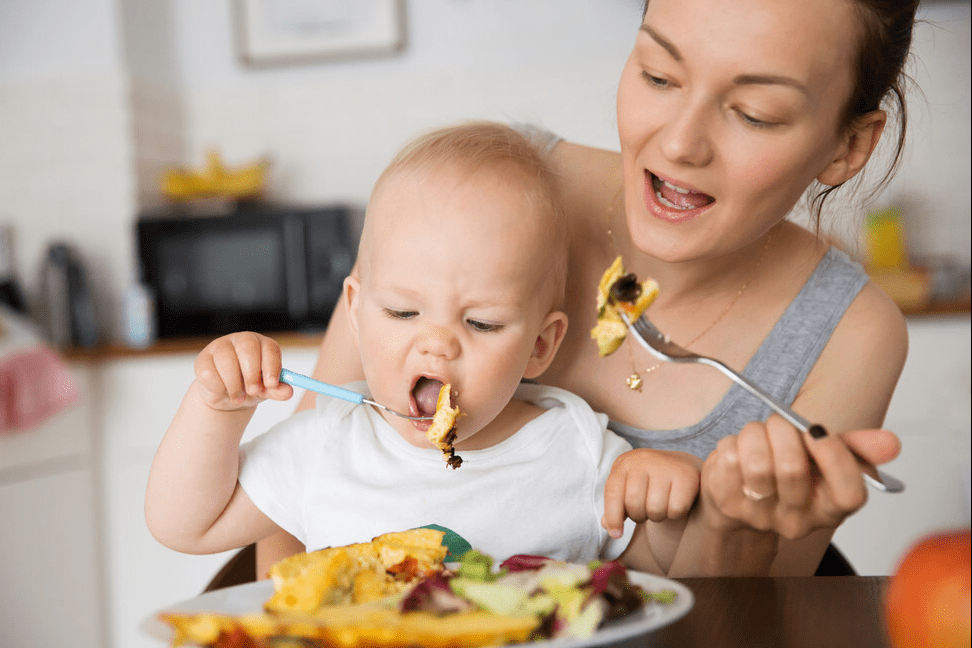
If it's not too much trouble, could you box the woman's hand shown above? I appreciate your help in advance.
[194,332,294,411]
[699,415,901,539]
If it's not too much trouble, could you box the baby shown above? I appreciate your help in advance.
[145,122,701,573]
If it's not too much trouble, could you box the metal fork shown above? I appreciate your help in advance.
[622,313,905,493]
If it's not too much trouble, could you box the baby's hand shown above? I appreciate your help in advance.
[602,449,703,539]
[193,332,294,411]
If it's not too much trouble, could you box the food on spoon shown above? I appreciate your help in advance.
[591,256,659,357]
[424,383,463,469]
[159,537,676,648]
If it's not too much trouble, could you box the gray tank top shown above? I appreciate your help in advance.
[608,247,870,459]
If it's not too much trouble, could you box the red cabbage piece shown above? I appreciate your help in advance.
[499,555,554,573]
[399,574,474,614]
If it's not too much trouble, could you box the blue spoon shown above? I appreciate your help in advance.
[278,369,433,421]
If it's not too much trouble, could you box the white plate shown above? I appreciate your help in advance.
[142,571,694,647]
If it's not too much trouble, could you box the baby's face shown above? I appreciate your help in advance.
[348,166,557,450]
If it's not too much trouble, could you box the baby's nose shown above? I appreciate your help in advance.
[418,326,460,359]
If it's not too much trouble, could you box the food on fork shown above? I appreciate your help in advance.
[423,383,463,469]
[158,530,676,648]
[590,256,659,357]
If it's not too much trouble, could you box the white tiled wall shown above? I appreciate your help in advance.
[1,0,968,343]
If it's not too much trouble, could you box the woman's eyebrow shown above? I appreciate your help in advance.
[641,23,808,96]
[734,73,809,96]
[640,24,681,61]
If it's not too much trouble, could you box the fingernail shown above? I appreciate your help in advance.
[809,424,828,439]
[610,528,622,539]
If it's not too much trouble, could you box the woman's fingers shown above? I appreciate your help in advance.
[840,428,902,465]
[765,415,813,508]
[802,426,869,516]
[736,421,777,502]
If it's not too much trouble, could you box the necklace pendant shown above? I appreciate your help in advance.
[626,373,643,391]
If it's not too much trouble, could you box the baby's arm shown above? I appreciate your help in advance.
[145,332,294,555]
[602,449,703,573]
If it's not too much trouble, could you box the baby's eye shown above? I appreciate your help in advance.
[383,308,418,320]
[467,319,502,333]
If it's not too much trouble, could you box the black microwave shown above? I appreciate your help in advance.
[136,203,357,339]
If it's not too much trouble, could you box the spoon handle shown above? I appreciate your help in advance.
[278,369,365,405]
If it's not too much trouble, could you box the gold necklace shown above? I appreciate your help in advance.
[606,188,772,391]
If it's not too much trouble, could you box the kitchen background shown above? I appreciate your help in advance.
[1,1,969,648]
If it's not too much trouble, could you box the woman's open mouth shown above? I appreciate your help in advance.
[645,171,715,221]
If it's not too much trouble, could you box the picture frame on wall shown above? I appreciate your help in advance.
[234,0,407,67]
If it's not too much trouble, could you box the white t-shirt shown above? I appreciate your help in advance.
[238,382,635,563]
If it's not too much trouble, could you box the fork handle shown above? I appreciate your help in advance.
[696,357,905,494]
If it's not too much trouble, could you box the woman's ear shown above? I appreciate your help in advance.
[344,275,362,337]
[523,312,569,380]
[817,110,887,187]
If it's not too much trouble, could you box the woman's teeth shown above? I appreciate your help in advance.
[663,178,692,194]
[651,173,713,210]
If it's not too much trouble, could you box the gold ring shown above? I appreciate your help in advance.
[742,485,773,502]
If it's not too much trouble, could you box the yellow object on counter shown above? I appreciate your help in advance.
[162,150,268,200]
[864,206,909,270]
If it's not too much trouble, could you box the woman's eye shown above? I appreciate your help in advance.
[737,110,779,129]
[384,308,417,320]
[641,70,670,89]
[467,319,502,333]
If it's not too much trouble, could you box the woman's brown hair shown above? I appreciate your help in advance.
[809,0,921,222]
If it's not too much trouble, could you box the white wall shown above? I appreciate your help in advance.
[1,0,968,342]
[0,0,134,340]
[168,0,639,205]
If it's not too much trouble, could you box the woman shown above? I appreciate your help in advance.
[259,0,915,576]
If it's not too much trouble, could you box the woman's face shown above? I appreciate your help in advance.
[616,0,863,262]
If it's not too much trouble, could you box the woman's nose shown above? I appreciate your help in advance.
[417,326,460,359]
[660,100,713,167]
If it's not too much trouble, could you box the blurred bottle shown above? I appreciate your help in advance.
[40,242,100,348]
[0,224,27,313]
[123,281,156,348]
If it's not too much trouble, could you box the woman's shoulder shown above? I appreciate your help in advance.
[796,252,908,430]
[838,276,909,363]
[550,140,622,217]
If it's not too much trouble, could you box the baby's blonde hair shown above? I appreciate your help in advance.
[368,121,569,310]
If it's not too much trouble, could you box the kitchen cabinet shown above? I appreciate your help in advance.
[833,315,972,574]
[91,343,320,648]
[0,365,105,648]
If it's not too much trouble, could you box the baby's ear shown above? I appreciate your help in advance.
[523,311,568,379]
[344,275,362,335]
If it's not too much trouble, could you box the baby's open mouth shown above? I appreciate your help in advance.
[650,172,714,211]
[412,376,445,419]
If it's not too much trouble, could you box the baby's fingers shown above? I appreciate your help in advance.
[602,466,629,539]
[195,337,244,401]
[229,333,283,397]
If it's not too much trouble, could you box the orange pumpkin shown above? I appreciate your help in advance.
[884,528,971,648]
